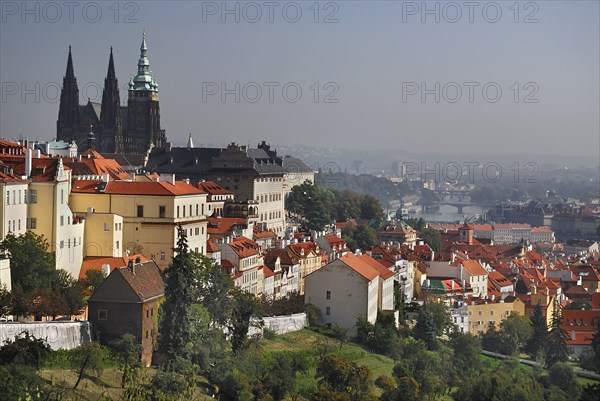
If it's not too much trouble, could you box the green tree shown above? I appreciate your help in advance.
[0,333,51,369]
[229,289,263,352]
[498,312,533,355]
[110,333,142,388]
[52,269,85,316]
[0,285,11,317]
[413,307,437,350]
[9,284,31,320]
[71,341,108,389]
[450,331,482,375]
[331,325,349,350]
[546,362,582,400]
[359,195,383,219]
[159,226,198,359]
[192,252,234,326]
[0,232,55,293]
[424,301,453,336]
[315,354,372,401]
[527,303,548,359]
[421,228,441,254]
[84,269,107,293]
[590,317,600,373]
[546,299,569,367]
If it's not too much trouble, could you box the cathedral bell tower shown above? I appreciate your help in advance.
[126,32,164,153]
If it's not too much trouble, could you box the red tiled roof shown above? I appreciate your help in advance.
[206,239,220,253]
[72,180,205,196]
[460,259,488,276]
[79,254,149,280]
[207,217,247,235]
[228,236,259,258]
[338,253,380,281]
[196,181,233,195]
[359,254,395,280]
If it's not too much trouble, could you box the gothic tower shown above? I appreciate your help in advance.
[100,47,124,153]
[126,32,164,153]
[57,46,81,145]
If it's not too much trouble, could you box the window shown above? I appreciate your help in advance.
[160,251,166,261]
[60,240,64,249]
[18,190,21,204]
[116,241,119,249]
[137,205,144,217]
[29,218,37,229]
[146,309,150,318]
[159,206,166,218]
[177,206,180,218]
[196,204,199,215]
[195,227,199,235]
[18,219,20,231]
[104,223,110,231]
[325,307,331,316]
[490,311,494,316]
[478,311,482,316]
[151,308,154,317]
[23,189,27,204]
[6,191,9,205]
[60,215,64,226]
[61,189,64,204]
[189,205,192,216]
[326,290,331,300]
[98,310,108,320]
[29,189,37,203]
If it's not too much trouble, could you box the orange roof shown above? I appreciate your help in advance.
[196,181,233,196]
[79,254,149,280]
[206,239,220,253]
[262,265,276,278]
[460,259,488,276]
[253,226,277,239]
[488,270,512,287]
[338,253,380,281]
[358,254,395,280]
[65,152,131,180]
[0,170,26,183]
[72,180,204,196]
[207,217,247,235]
[228,236,259,258]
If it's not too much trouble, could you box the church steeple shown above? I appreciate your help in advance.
[101,46,123,153]
[107,46,116,79]
[65,45,75,78]
[130,31,158,92]
[57,45,80,143]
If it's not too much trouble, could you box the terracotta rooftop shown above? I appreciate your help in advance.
[338,253,381,281]
[228,236,259,258]
[79,254,149,280]
[72,179,205,196]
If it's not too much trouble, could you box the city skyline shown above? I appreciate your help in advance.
[1,1,599,157]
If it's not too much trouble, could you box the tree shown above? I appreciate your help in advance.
[413,307,437,350]
[0,333,51,369]
[527,303,548,359]
[52,269,85,316]
[30,288,67,320]
[424,301,453,336]
[229,289,263,352]
[498,312,533,355]
[347,225,378,251]
[450,332,482,375]
[71,341,108,389]
[84,269,107,293]
[192,252,233,326]
[0,285,11,318]
[421,228,441,254]
[546,299,569,367]
[315,354,372,401]
[159,226,198,359]
[359,195,383,220]
[110,333,142,388]
[590,317,600,373]
[9,284,31,320]
[331,325,349,350]
[546,362,582,400]
[0,232,55,293]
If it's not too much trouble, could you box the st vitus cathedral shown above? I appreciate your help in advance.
[56,33,166,154]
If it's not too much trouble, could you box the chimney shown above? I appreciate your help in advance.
[128,260,134,274]
[101,264,110,277]
[24,148,32,178]
[34,149,41,158]
[531,285,537,294]
[355,249,362,256]
[571,330,576,341]
[135,256,141,264]
[160,173,175,185]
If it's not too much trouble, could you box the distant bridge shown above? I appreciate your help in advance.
[421,201,495,214]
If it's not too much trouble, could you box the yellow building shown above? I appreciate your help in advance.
[82,212,124,257]
[467,296,525,336]
[287,241,324,295]
[70,177,208,268]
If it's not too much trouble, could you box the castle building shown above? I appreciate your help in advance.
[56,33,165,154]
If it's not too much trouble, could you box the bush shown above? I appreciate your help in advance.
[263,328,278,340]
[305,304,323,327]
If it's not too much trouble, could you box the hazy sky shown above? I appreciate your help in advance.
[1,1,599,157]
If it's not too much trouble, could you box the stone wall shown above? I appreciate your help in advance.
[248,312,308,337]
[0,321,91,350]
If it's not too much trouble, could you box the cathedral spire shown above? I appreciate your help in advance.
[65,45,75,78]
[107,46,116,79]
[131,31,158,92]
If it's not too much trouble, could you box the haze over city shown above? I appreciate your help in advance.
[1,1,599,158]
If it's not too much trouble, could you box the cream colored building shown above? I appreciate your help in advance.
[82,212,124,257]
[287,241,324,295]
[467,296,525,336]
[219,236,263,296]
[304,253,393,336]
[70,176,208,268]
